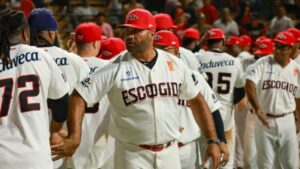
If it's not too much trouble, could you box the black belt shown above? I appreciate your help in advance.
[266,112,293,118]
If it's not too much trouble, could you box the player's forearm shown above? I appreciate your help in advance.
[295,99,300,122]
[189,93,218,140]
[67,90,85,145]
[245,79,260,111]
[50,119,64,133]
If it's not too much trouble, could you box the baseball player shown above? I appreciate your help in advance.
[154,13,208,80]
[59,9,222,169]
[181,28,201,52]
[153,30,229,169]
[245,31,300,169]
[28,8,90,168]
[99,37,126,60]
[242,38,274,169]
[196,28,245,169]
[225,36,242,58]
[287,28,300,64]
[68,22,114,169]
[238,35,253,60]
[0,9,69,169]
[28,8,90,94]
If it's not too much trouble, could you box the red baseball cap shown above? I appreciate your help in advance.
[183,28,200,40]
[226,36,240,46]
[119,9,156,31]
[273,31,296,46]
[254,39,274,55]
[154,30,180,49]
[287,28,300,42]
[205,28,225,40]
[75,22,102,44]
[154,13,177,30]
[239,35,252,47]
[99,37,126,60]
[254,36,268,45]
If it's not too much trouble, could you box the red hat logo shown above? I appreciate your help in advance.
[259,43,267,49]
[171,41,177,45]
[128,14,139,21]
[278,34,286,40]
[154,35,162,41]
[77,34,84,41]
[103,51,112,56]
[208,31,216,37]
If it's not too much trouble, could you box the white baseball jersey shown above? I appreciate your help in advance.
[179,47,208,80]
[75,49,200,145]
[69,56,112,169]
[0,44,68,169]
[238,51,254,71]
[40,46,90,94]
[198,51,245,130]
[178,71,221,144]
[294,53,300,65]
[245,56,300,114]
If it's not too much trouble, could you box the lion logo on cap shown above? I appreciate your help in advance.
[278,34,286,40]
[77,34,84,41]
[103,51,112,56]
[259,43,267,49]
[208,31,216,36]
[154,35,162,41]
[128,14,139,21]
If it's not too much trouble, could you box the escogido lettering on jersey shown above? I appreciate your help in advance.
[122,82,181,106]
[262,80,298,95]
[200,60,234,69]
[0,52,39,72]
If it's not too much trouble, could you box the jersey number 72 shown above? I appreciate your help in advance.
[0,75,40,117]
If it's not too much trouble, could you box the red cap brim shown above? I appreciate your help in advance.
[119,24,155,31]
[254,49,272,55]
[273,39,293,46]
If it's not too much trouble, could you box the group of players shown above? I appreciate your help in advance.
[0,6,300,169]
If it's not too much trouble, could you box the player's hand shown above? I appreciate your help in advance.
[51,137,80,161]
[256,109,270,128]
[218,142,229,166]
[50,129,68,145]
[296,121,300,133]
[204,143,222,169]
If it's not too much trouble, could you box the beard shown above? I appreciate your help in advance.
[126,33,151,55]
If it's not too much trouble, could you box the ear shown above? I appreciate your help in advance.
[22,29,30,44]
[49,31,56,41]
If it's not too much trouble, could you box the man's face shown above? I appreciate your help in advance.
[124,27,153,55]
[274,43,293,63]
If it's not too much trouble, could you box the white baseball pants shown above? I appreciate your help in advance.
[179,141,197,169]
[255,113,299,169]
[243,111,257,169]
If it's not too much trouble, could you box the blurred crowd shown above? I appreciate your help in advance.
[0,0,299,49]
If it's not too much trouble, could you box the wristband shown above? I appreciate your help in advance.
[207,139,220,145]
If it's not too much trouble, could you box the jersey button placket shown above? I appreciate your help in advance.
[150,69,160,143]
